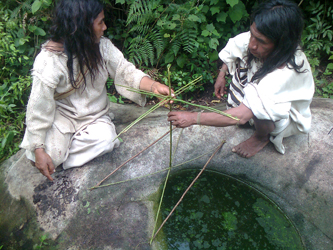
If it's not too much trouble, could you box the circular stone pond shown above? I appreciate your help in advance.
[155,170,305,250]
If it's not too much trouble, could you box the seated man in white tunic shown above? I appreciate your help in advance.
[167,0,314,158]
[20,0,173,181]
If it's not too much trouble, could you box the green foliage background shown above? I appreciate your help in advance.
[0,0,332,162]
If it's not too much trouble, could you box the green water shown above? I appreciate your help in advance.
[158,170,304,250]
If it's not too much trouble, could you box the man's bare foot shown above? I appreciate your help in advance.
[232,133,270,158]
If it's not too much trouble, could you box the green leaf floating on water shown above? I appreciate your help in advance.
[253,198,300,248]
[200,195,210,204]
[222,211,238,231]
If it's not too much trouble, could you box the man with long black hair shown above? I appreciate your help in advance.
[168,0,314,158]
[21,0,173,181]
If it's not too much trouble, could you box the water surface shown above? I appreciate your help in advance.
[159,170,304,250]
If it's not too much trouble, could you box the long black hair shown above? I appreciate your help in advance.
[247,0,305,82]
[49,0,104,88]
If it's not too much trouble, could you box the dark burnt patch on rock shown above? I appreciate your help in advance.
[33,170,79,218]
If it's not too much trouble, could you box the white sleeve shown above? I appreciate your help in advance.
[218,31,250,75]
[21,76,56,151]
[100,37,148,106]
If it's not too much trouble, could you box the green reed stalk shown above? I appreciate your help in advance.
[115,82,239,122]
[112,100,166,142]
[91,128,175,189]
[150,64,174,245]
[150,140,226,242]
[91,138,217,189]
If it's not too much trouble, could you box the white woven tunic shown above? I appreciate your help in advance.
[219,31,315,154]
[21,37,148,167]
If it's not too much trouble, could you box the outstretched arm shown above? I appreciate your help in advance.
[167,103,254,128]
[139,76,174,97]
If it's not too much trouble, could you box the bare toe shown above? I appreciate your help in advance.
[232,133,270,158]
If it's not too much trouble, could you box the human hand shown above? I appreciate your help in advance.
[34,148,55,181]
[214,76,228,99]
[152,82,175,103]
[167,111,197,128]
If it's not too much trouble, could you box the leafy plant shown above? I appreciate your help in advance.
[0,0,53,162]
[33,234,49,249]
[301,0,333,98]
[111,0,249,95]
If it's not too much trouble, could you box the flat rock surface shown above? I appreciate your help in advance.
[1,98,332,249]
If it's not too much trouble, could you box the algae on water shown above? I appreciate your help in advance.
[159,169,304,250]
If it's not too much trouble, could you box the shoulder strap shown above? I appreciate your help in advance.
[54,68,89,100]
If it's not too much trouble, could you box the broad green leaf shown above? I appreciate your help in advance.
[212,29,220,37]
[28,25,37,32]
[188,14,200,22]
[176,55,187,68]
[10,44,16,51]
[172,14,180,21]
[227,0,239,8]
[116,0,125,4]
[210,6,220,16]
[108,95,118,103]
[19,38,26,45]
[210,0,219,5]
[201,30,211,37]
[217,12,228,22]
[166,22,177,30]
[1,131,14,149]
[164,33,170,38]
[327,63,333,69]
[164,53,174,64]
[157,20,165,27]
[200,195,210,203]
[328,32,332,41]
[208,50,219,62]
[1,138,6,149]
[17,28,25,38]
[209,38,219,50]
[228,2,247,23]
[32,0,42,14]
[206,23,215,32]
[44,0,52,6]
[34,27,46,36]
[201,5,209,13]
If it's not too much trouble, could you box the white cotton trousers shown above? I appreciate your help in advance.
[25,115,120,169]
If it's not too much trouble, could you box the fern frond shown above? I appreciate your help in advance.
[148,29,164,58]
[128,27,164,67]
[128,24,151,35]
[127,0,160,26]
[180,29,197,53]
[171,38,182,56]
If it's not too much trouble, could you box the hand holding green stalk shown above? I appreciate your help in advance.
[113,70,239,141]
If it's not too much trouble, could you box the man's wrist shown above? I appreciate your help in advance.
[218,70,227,78]
[35,147,45,153]
[219,64,229,76]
